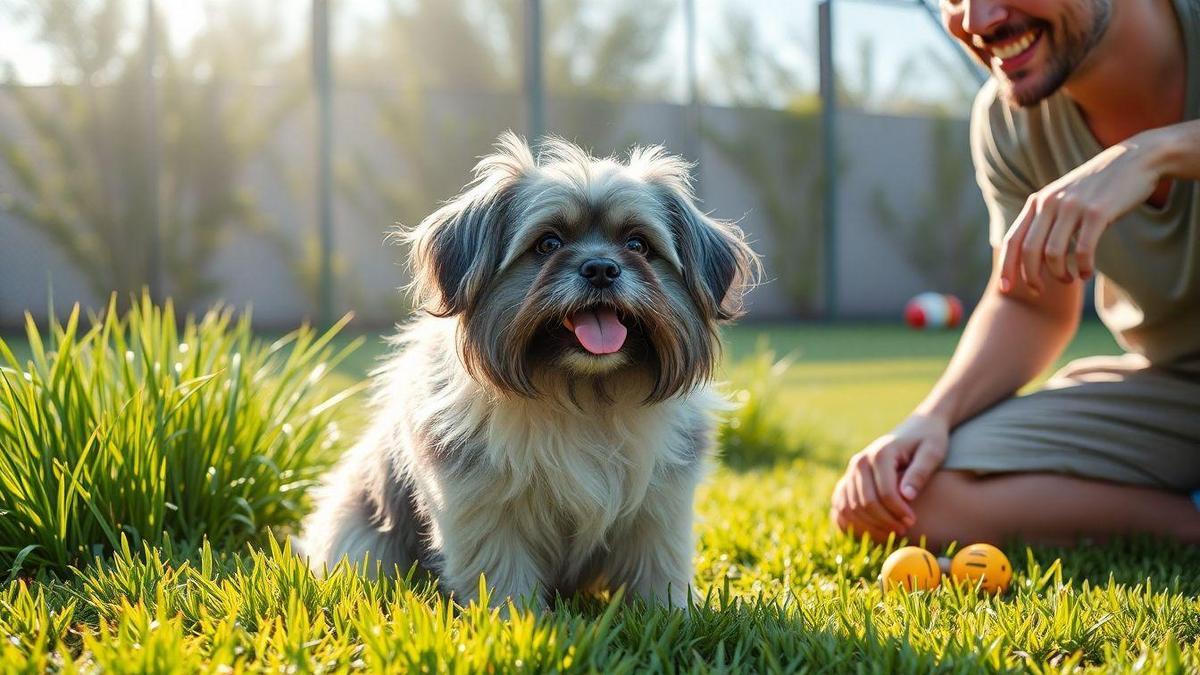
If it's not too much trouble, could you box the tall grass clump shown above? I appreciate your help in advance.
[0,294,361,574]
[718,340,834,468]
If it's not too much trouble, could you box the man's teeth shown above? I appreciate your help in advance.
[992,30,1039,60]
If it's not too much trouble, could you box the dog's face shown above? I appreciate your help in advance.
[407,133,757,402]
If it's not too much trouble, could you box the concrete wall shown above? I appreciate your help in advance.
[0,86,989,328]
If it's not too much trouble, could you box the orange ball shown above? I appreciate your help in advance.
[950,543,1012,594]
[880,546,941,592]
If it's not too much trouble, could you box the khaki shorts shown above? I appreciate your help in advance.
[942,354,1200,492]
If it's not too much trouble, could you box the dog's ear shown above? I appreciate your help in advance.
[406,132,535,316]
[638,151,758,321]
[667,194,757,320]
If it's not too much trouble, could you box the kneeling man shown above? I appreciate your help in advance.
[832,0,1200,546]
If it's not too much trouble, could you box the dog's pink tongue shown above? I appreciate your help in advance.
[568,309,627,355]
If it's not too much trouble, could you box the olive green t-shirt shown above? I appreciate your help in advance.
[970,0,1200,371]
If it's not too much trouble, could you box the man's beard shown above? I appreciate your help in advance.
[997,0,1112,108]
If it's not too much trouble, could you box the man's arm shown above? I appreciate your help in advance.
[831,81,1087,540]
[901,257,1084,490]
[830,256,1082,540]
[1148,118,1200,179]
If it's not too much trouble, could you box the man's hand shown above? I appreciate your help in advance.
[830,414,950,540]
[999,129,1170,294]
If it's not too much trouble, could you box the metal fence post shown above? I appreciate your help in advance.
[818,0,838,320]
[144,0,162,304]
[524,0,545,142]
[683,0,702,197]
[313,0,334,328]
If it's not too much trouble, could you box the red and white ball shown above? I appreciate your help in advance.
[904,292,963,330]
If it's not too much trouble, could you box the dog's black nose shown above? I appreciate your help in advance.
[580,258,621,288]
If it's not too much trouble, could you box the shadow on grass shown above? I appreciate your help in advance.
[1014,536,1200,597]
[547,581,1178,672]
[722,320,1123,366]
[9,533,1198,671]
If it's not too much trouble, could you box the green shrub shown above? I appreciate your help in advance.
[0,294,361,574]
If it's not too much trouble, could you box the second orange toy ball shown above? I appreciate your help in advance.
[949,543,1012,594]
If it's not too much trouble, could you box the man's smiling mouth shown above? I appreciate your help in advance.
[988,27,1042,60]
[968,22,1047,75]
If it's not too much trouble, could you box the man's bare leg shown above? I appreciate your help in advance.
[908,470,1200,548]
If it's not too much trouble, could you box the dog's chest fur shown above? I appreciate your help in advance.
[486,395,695,530]
[382,319,715,583]
[433,395,707,586]
[422,387,703,526]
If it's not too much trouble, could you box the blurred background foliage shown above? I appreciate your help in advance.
[0,0,304,309]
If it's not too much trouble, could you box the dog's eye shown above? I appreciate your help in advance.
[625,236,649,255]
[535,234,563,255]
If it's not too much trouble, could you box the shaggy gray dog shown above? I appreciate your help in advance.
[300,133,756,608]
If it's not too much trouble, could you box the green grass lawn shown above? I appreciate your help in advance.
[326,320,1122,453]
[4,320,1200,672]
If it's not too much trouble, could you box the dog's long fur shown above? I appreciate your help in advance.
[300,133,757,607]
